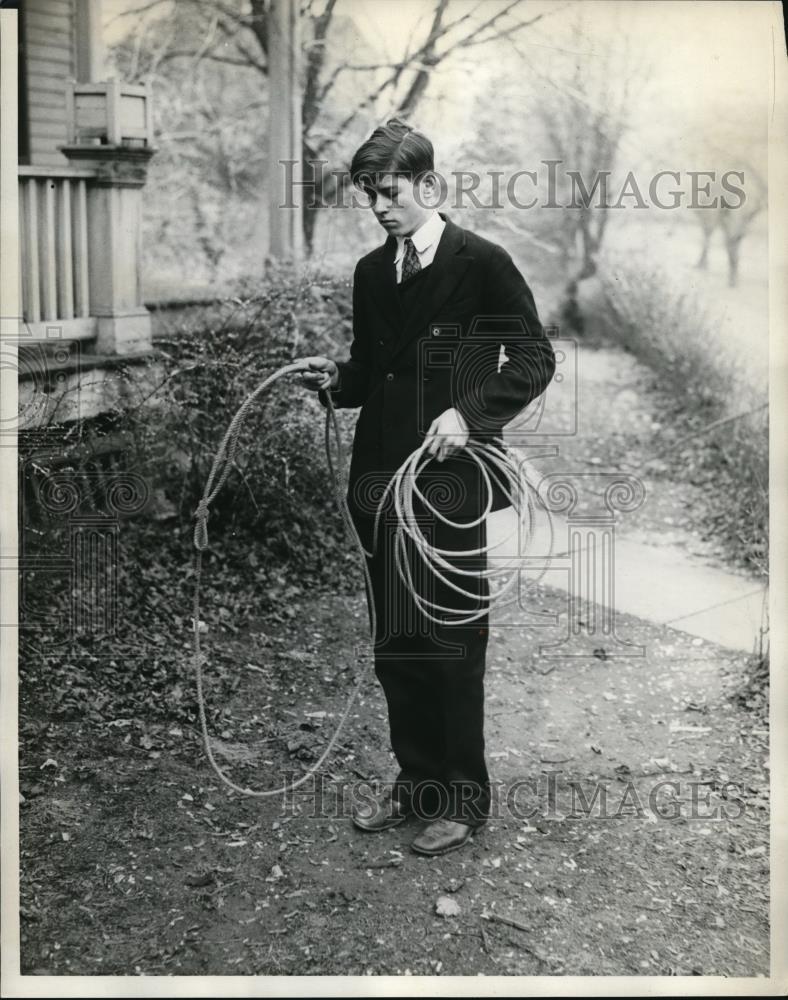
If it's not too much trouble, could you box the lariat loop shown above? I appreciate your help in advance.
[190,360,370,799]
[189,357,550,800]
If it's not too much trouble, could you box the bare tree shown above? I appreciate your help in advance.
[689,161,766,287]
[678,98,768,287]
[719,169,766,287]
[523,13,650,283]
[109,0,560,253]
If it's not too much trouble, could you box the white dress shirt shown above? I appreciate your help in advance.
[394,211,446,283]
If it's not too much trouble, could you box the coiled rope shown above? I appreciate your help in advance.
[372,438,544,626]
[191,360,549,798]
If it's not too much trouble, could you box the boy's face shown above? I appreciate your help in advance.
[363,172,436,237]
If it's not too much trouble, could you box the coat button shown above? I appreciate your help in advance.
[432,327,440,336]
[386,372,394,381]
[378,339,384,346]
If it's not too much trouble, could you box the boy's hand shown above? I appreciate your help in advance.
[298,356,339,391]
[424,407,469,462]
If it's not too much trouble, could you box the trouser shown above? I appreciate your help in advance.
[354,479,491,827]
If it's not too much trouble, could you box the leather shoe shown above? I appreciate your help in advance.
[410,818,477,856]
[352,789,410,832]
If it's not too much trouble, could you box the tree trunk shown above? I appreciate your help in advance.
[301,153,318,255]
[696,229,711,269]
[577,217,598,280]
[299,151,345,256]
[725,235,742,287]
[559,279,585,336]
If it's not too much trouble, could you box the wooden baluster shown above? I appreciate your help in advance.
[57,179,75,320]
[73,179,90,318]
[23,179,41,323]
[40,178,57,321]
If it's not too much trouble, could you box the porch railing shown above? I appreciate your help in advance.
[18,165,98,335]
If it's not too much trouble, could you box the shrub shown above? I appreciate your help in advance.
[133,269,360,577]
[19,270,364,726]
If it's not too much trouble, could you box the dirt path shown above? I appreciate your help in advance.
[19,344,769,977]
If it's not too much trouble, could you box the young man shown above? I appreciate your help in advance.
[300,119,555,856]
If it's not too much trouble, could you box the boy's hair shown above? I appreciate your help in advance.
[349,118,434,188]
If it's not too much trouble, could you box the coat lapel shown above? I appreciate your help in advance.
[388,216,472,363]
[359,235,402,340]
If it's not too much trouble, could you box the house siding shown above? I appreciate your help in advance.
[23,0,76,166]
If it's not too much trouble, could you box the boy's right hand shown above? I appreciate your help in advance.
[298,356,339,391]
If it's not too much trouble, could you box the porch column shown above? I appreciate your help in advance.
[59,144,155,355]
[75,0,105,83]
[268,0,303,260]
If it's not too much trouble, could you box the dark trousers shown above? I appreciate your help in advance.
[354,472,491,827]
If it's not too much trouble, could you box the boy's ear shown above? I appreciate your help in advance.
[420,171,443,208]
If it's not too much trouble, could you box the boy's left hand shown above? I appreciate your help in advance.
[424,408,470,462]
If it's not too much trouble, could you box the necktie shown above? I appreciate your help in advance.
[401,237,422,282]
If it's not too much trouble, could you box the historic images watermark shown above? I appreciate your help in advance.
[279,160,751,212]
[278,773,747,824]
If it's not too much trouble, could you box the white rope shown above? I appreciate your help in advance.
[369,438,547,626]
[192,365,550,798]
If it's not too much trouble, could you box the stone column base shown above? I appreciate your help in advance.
[95,309,152,355]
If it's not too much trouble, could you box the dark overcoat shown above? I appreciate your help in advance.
[319,214,556,528]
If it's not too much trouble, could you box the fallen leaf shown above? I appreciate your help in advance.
[435,896,461,917]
